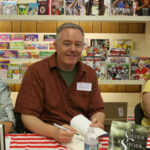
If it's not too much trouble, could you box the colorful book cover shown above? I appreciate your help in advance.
[0,42,9,49]
[37,0,49,15]
[1,1,17,15]
[11,34,25,41]
[17,4,28,15]
[90,39,109,51]
[18,51,31,59]
[7,64,21,79]
[0,34,11,41]
[30,51,39,59]
[43,34,56,41]
[108,47,130,57]
[24,43,36,49]
[108,121,149,150]
[65,0,85,15]
[51,0,64,15]
[28,3,39,15]
[107,56,130,80]
[93,60,106,79]
[114,39,133,51]
[9,41,25,49]
[36,43,49,50]
[131,56,150,80]
[110,0,133,15]
[85,0,106,16]
[0,50,18,58]
[39,51,55,58]
[25,34,38,41]
[135,0,150,16]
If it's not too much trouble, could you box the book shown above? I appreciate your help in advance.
[131,56,150,80]
[110,0,133,15]
[36,43,49,50]
[37,0,50,15]
[107,56,130,80]
[24,43,36,49]
[108,121,149,150]
[51,0,64,15]
[85,0,106,15]
[0,34,11,41]
[0,64,8,80]
[39,51,55,58]
[1,1,17,15]
[135,0,150,16]
[11,34,25,41]
[65,0,85,15]
[25,34,38,41]
[9,41,25,49]
[17,4,28,15]
[43,34,56,41]
[28,3,39,15]
[0,50,18,58]
[0,42,9,49]
[18,51,31,59]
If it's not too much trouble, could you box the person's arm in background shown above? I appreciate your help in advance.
[90,112,105,129]
[142,79,150,118]
[0,121,14,134]
[0,79,15,134]
[143,92,150,118]
[21,114,76,143]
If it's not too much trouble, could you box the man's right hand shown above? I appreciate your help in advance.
[55,124,76,143]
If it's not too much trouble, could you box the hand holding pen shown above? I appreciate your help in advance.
[54,123,76,144]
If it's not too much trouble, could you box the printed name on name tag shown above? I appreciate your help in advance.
[77,82,92,91]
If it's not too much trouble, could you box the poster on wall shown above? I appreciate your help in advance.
[0,124,5,150]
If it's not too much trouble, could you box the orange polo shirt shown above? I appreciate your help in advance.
[14,53,104,126]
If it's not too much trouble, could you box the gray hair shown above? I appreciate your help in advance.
[55,23,84,44]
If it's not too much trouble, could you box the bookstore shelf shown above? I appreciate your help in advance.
[0,15,150,22]
[5,78,145,85]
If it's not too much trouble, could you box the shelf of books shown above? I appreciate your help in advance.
[0,33,149,89]
[0,15,150,22]
[0,0,150,22]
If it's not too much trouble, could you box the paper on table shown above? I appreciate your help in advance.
[70,114,107,137]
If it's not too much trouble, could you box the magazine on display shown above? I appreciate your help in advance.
[108,121,149,150]
[110,0,133,15]
[107,56,130,80]
[0,124,5,150]
[37,0,50,15]
[51,0,64,15]
[131,56,150,80]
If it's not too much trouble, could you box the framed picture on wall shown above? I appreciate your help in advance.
[0,124,5,150]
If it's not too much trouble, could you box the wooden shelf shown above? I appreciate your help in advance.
[0,15,150,22]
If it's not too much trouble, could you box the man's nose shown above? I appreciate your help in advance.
[70,44,76,51]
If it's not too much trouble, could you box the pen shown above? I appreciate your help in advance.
[54,123,71,132]
[54,123,79,135]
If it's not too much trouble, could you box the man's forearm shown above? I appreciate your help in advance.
[21,114,59,139]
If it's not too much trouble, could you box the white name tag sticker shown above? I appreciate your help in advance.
[77,82,92,91]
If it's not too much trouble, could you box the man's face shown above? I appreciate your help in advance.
[55,28,84,71]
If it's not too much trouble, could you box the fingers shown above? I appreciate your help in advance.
[90,118,104,129]
[55,124,76,144]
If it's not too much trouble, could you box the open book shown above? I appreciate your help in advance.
[70,114,107,137]
[64,114,107,150]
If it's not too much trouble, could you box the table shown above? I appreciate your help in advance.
[5,134,150,150]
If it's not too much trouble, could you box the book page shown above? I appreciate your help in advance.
[70,114,107,137]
